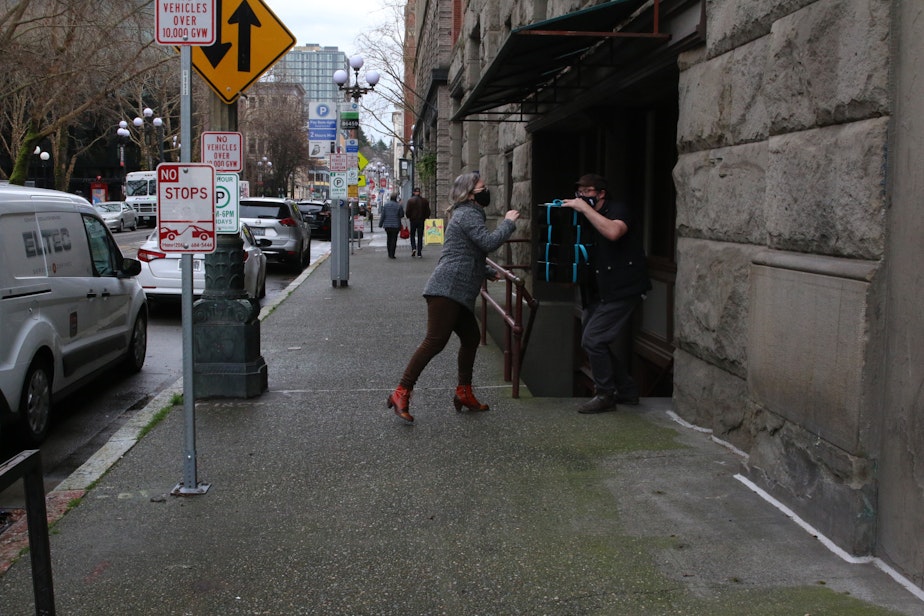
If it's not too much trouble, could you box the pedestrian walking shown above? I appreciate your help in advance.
[378,193,405,259]
[560,173,651,414]
[405,187,431,257]
[387,171,520,423]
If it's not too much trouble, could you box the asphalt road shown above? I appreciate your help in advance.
[0,231,329,509]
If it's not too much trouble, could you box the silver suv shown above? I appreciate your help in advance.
[239,197,311,272]
[0,185,148,444]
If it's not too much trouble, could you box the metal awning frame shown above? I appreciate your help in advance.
[453,0,672,122]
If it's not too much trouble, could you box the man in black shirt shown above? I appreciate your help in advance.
[561,174,651,414]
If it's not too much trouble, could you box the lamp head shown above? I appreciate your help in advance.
[349,55,364,71]
[333,69,348,86]
[143,107,153,118]
[133,117,143,127]
[365,70,380,87]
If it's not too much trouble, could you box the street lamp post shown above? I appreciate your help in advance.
[330,55,379,288]
[40,151,50,189]
[116,122,130,197]
[333,55,380,101]
[256,156,272,196]
[133,107,164,170]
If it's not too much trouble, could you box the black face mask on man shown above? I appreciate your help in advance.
[473,188,491,207]
[575,193,597,208]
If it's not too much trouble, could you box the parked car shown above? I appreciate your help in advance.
[94,201,138,232]
[0,185,148,444]
[297,199,331,240]
[239,197,311,271]
[135,223,269,302]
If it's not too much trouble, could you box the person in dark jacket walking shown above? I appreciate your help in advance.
[561,173,651,414]
[387,171,519,423]
[404,187,431,258]
[378,193,405,258]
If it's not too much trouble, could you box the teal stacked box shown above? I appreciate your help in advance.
[535,200,592,283]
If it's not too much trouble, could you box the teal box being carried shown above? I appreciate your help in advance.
[534,200,593,284]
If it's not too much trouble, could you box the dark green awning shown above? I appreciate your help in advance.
[453,0,671,120]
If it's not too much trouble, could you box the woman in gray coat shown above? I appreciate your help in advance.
[388,171,520,423]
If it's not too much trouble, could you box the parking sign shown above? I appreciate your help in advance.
[215,173,240,233]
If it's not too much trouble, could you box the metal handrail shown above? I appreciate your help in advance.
[0,450,56,615]
[480,239,539,398]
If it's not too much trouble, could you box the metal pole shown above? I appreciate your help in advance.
[173,44,209,496]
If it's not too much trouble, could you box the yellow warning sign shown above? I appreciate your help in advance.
[191,0,296,104]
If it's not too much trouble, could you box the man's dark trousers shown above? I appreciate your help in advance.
[409,220,425,255]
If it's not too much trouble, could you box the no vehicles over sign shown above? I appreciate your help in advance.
[157,163,216,253]
[156,1,216,45]
[201,131,243,172]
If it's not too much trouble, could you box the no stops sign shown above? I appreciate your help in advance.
[157,163,216,253]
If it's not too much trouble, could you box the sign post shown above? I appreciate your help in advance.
[157,162,215,496]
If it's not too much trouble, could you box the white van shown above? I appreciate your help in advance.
[124,170,157,227]
[0,184,148,444]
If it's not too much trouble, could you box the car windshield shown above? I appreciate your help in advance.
[95,203,120,212]
[299,203,324,213]
[240,203,288,219]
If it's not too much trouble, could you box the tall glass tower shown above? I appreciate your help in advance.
[270,44,349,107]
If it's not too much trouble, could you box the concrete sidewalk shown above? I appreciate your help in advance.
[1,228,922,615]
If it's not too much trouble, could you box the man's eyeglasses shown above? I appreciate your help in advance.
[575,188,597,198]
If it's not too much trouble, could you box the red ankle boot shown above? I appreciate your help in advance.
[453,385,489,412]
[387,385,413,423]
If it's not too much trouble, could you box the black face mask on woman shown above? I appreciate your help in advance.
[473,188,491,207]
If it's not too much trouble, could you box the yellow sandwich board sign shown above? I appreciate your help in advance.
[191,0,295,104]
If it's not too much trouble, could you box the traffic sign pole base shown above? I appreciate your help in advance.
[171,482,211,496]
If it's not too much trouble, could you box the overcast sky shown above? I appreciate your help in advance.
[267,0,391,57]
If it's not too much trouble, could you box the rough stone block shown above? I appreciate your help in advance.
[765,0,891,134]
[677,35,770,152]
[744,419,876,555]
[748,251,878,452]
[766,117,888,259]
[673,348,753,450]
[674,141,768,244]
[675,238,761,376]
[706,0,814,58]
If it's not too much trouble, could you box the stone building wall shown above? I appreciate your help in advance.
[673,0,892,555]
[412,0,456,210]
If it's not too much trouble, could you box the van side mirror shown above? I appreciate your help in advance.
[121,257,142,277]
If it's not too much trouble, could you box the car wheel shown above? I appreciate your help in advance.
[290,247,305,273]
[118,220,124,233]
[131,219,137,231]
[124,312,147,373]
[18,359,52,445]
[302,239,311,268]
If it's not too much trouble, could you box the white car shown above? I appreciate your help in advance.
[135,223,269,302]
[94,201,138,232]
[0,185,148,444]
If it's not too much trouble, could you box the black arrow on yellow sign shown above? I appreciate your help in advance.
[190,0,295,104]
[202,0,262,72]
